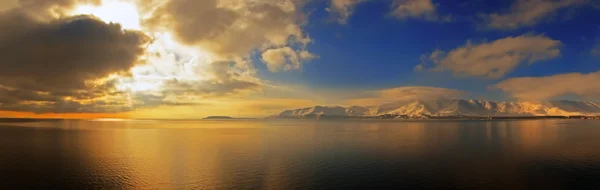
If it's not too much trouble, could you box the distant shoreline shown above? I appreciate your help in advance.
[202,116,259,120]
[0,115,598,123]
[271,115,600,120]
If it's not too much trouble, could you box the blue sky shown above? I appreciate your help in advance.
[256,0,600,101]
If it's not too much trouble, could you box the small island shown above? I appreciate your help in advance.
[202,116,235,120]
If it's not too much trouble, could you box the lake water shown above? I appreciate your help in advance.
[1,119,600,189]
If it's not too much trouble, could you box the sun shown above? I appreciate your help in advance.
[71,0,142,30]
[70,0,213,94]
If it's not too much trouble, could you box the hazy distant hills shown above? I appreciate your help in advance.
[274,99,600,119]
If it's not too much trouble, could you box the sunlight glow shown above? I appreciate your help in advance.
[114,32,212,93]
[71,0,142,30]
[71,0,214,100]
[117,78,163,92]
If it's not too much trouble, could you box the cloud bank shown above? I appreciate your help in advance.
[143,0,313,59]
[417,34,561,79]
[495,71,600,100]
[346,86,465,106]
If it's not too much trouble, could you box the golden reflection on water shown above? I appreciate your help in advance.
[510,120,559,151]
[2,119,600,188]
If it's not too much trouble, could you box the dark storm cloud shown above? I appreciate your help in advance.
[0,13,149,92]
[0,3,150,113]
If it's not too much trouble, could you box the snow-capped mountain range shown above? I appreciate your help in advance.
[274,99,600,118]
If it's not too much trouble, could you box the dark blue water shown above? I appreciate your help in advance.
[1,119,600,189]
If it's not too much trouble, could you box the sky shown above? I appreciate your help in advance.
[0,0,599,118]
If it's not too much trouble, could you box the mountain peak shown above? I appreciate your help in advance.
[275,99,600,119]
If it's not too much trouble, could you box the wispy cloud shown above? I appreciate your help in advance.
[591,43,600,57]
[390,0,450,21]
[481,0,588,30]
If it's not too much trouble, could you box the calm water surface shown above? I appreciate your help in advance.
[1,120,600,189]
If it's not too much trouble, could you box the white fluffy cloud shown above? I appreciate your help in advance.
[495,71,600,100]
[483,0,587,30]
[261,47,317,72]
[417,34,561,79]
